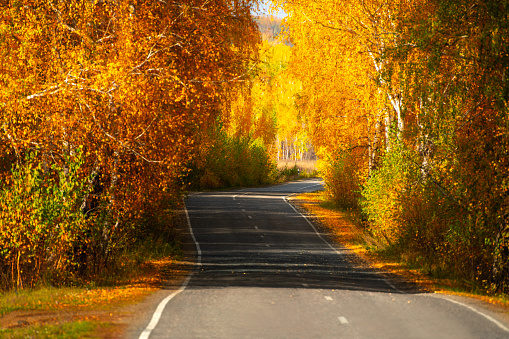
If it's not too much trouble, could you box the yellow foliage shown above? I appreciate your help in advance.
[0,0,261,289]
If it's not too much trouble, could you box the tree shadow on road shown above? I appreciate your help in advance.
[161,245,426,294]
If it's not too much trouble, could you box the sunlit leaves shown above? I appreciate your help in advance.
[0,0,261,288]
[275,0,509,290]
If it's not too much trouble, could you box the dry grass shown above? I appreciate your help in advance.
[0,252,189,338]
[0,258,176,338]
[277,160,318,174]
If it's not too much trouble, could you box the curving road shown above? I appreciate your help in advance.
[136,179,509,339]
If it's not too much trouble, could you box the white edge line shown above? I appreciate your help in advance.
[185,203,202,259]
[283,195,402,293]
[138,275,192,339]
[138,202,202,339]
[288,189,509,332]
[298,182,324,192]
[434,295,509,333]
[283,196,338,254]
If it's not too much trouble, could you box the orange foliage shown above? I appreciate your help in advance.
[0,0,260,288]
[275,0,509,291]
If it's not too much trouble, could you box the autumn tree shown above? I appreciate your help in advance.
[273,0,405,207]
[252,39,311,162]
[274,0,509,291]
[0,0,260,288]
[386,0,509,290]
[193,37,281,189]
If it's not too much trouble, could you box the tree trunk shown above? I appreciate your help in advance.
[276,134,280,161]
[492,212,509,291]
[368,116,381,178]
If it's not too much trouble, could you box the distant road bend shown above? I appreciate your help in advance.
[137,179,509,339]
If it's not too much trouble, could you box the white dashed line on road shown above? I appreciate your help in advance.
[338,316,349,324]
[324,296,333,301]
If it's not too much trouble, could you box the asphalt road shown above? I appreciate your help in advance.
[137,179,509,339]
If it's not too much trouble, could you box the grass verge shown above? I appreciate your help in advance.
[0,257,182,338]
[277,160,318,179]
[0,320,97,339]
[0,216,188,338]
[291,191,509,311]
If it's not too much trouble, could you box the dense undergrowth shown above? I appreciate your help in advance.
[321,133,509,295]
[191,131,278,190]
[0,150,182,291]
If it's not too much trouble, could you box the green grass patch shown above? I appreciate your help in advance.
[0,287,85,315]
[0,321,97,339]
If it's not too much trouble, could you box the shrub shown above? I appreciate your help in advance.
[0,150,89,289]
[360,142,418,246]
[280,164,299,178]
[321,150,364,210]
[195,130,276,190]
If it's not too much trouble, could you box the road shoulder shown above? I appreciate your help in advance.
[288,192,509,321]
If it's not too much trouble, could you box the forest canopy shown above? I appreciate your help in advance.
[2,0,508,295]
[0,0,262,289]
[274,0,509,292]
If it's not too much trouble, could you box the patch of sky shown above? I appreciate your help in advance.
[252,0,287,18]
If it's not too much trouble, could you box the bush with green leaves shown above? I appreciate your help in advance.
[279,164,299,178]
[321,150,365,210]
[0,149,89,289]
[197,129,276,189]
[360,142,419,246]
